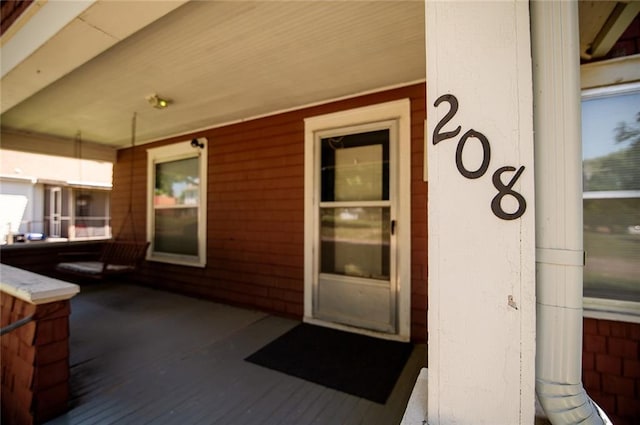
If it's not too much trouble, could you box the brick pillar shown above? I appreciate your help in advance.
[1,264,79,425]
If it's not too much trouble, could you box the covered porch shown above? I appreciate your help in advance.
[2,1,639,424]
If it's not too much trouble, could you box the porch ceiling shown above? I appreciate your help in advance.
[0,0,425,150]
[0,0,636,154]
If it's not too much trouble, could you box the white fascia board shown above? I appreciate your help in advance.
[0,0,189,112]
[0,0,96,78]
[580,54,640,89]
[0,174,38,184]
[66,180,112,189]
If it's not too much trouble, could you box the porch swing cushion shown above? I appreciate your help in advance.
[56,261,136,276]
[56,240,150,279]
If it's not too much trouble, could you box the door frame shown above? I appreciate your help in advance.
[303,99,412,341]
[49,186,62,237]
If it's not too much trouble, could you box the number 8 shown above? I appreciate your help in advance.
[491,166,527,220]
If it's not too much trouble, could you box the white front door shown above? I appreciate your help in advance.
[304,100,412,340]
[315,124,397,332]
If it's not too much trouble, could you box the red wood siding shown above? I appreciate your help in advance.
[112,83,428,342]
[583,318,640,425]
[0,0,33,36]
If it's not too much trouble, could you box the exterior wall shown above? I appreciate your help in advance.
[583,318,640,425]
[113,83,428,342]
[0,0,34,37]
[0,294,72,425]
[0,149,113,187]
[0,178,43,237]
[1,148,113,241]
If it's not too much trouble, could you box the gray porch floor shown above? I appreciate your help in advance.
[46,282,426,425]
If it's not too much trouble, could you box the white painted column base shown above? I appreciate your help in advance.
[400,368,428,425]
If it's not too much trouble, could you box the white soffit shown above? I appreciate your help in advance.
[589,1,640,58]
[579,1,618,58]
[0,0,426,149]
[0,0,188,112]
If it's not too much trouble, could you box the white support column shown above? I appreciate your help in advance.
[426,2,536,424]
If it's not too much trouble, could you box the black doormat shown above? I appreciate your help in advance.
[245,323,413,404]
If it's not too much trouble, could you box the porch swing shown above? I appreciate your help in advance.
[56,114,150,280]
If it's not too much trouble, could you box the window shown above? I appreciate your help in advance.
[43,186,111,240]
[73,189,111,239]
[147,139,207,266]
[582,82,640,311]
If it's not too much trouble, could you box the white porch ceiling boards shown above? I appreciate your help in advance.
[0,0,189,112]
[0,0,426,149]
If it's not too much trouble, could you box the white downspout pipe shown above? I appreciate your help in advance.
[531,1,611,423]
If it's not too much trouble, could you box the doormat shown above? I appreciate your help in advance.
[245,323,413,404]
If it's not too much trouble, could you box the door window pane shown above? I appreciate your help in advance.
[321,130,389,202]
[320,207,390,280]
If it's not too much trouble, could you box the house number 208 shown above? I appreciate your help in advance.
[432,93,527,220]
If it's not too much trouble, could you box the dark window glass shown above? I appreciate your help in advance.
[321,129,389,202]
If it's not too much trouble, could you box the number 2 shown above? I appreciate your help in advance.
[432,94,461,145]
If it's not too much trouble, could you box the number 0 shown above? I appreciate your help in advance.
[455,129,491,179]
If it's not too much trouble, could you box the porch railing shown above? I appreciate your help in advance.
[0,314,34,336]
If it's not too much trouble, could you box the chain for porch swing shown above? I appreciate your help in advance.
[56,113,149,280]
[74,130,88,239]
[114,112,141,243]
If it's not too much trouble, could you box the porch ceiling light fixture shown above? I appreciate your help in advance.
[146,94,171,109]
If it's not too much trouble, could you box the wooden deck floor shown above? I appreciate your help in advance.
[45,282,426,425]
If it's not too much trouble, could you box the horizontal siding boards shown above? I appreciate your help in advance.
[111,147,148,242]
[116,83,428,341]
[408,84,427,343]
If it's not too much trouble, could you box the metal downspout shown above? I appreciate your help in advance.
[531,1,611,424]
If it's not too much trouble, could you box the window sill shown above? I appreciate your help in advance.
[583,297,640,324]
[147,254,206,268]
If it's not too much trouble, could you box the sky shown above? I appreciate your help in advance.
[582,90,640,160]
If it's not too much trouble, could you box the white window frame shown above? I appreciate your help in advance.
[146,139,208,267]
[581,55,640,324]
[303,99,412,340]
[49,186,62,237]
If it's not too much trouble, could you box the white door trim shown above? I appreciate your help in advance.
[303,99,412,341]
